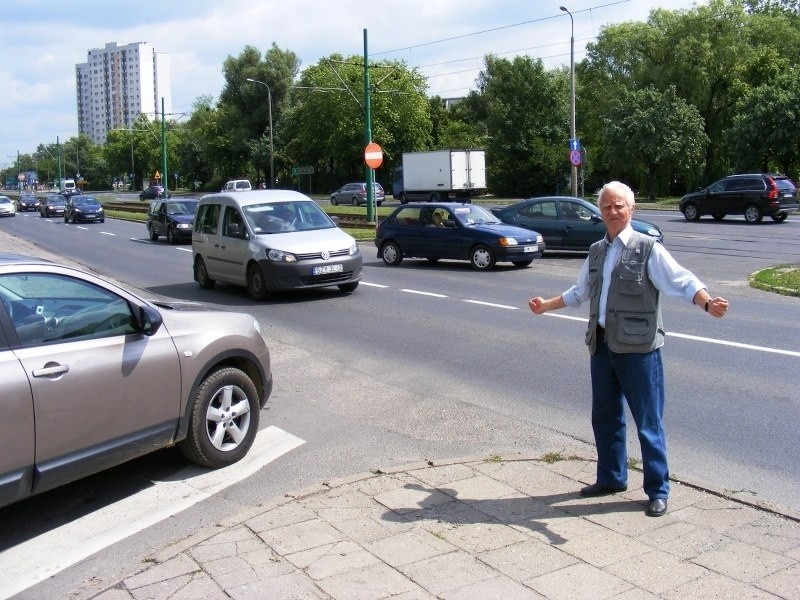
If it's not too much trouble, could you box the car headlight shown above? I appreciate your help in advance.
[176,223,191,229]
[498,237,518,246]
[267,248,297,262]
[349,242,359,256]
[536,234,544,243]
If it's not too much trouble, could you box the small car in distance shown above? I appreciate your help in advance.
[330,182,385,207]
[39,194,66,218]
[0,254,273,508]
[375,202,545,270]
[490,196,663,252]
[64,195,105,223]
[679,173,798,223]
[222,179,252,193]
[192,189,362,300]
[0,196,16,217]
[139,185,170,201]
[17,191,39,212]
[147,198,200,243]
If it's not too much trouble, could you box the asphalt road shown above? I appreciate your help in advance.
[0,207,798,598]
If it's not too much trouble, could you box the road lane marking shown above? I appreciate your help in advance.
[464,300,518,310]
[0,426,305,600]
[543,313,800,357]
[401,289,448,298]
[667,331,800,357]
[360,282,389,288]
[365,284,796,357]
[100,231,115,236]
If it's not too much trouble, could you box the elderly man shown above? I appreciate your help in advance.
[528,181,729,517]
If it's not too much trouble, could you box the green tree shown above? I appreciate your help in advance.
[727,71,800,176]
[478,55,569,197]
[429,92,488,149]
[282,54,430,192]
[217,44,301,186]
[604,86,708,199]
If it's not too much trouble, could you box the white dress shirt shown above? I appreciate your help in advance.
[561,226,706,327]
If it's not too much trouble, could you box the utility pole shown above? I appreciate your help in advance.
[161,97,168,196]
[561,6,578,197]
[57,136,62,188]
[245,78,275,188]
[363,29,375,223]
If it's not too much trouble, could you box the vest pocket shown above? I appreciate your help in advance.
[617,260,645,296]
[610,312,656,345]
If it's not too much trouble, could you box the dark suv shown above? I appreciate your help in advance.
[679,174,798,223]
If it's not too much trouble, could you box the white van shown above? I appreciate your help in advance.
[62,178,76,192]
[221,179,252,192]
[192,190,361,300]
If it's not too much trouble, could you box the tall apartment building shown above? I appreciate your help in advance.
[76,42,172,145]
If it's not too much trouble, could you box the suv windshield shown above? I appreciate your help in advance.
[244,201,334,234]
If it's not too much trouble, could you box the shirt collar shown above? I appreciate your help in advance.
[606,225,634,248]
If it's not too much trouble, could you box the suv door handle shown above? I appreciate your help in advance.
[32,364,70,378]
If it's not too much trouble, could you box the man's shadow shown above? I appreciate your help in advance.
[379,482,642,546]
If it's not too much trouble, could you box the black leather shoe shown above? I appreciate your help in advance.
[580,482,628,497]
[646,498,668,517]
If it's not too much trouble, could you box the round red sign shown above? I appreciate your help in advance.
[364,142,383,169]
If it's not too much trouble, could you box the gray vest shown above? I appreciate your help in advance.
[585,232,664,355]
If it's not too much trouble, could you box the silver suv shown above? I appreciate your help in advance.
[0,254,272,508]
[192,189,362,300]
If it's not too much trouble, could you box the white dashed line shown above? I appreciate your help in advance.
[401,289,448,298]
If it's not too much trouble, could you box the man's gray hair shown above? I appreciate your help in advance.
[598,181,635,207]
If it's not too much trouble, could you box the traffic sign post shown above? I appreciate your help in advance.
[364,142,383,223]
[569,149,582,167]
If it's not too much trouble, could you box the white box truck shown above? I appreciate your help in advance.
[392,149,486,203]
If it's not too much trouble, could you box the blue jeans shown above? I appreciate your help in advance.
[590,335,670,500]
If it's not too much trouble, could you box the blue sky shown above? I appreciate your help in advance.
[1,0,704,173]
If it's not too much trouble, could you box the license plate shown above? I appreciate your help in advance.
[523,245,538,253]
[313,264,343,275]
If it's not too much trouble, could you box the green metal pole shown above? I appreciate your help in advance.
[161,98,168,196]
[363,29,375,223]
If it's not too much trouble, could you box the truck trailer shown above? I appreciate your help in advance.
[392,149,486,203]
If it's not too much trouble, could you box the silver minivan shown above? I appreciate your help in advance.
[192,190,362,300]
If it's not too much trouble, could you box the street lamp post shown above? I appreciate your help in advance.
[246,78,274,189]
[560,5,578,197]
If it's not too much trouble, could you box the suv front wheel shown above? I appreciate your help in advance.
[178,367,260,468]
[682,203,700,222]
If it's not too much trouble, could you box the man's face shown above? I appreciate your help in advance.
[598,191,633,240]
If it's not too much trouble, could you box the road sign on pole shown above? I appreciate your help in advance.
[569,150,582,166]
[364,142,383,169]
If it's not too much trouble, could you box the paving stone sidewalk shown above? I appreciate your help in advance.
[85,455,799,600]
